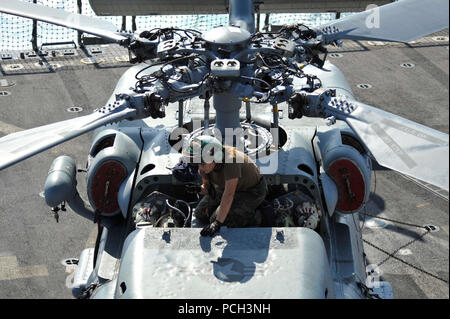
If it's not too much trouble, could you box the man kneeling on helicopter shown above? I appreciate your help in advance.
[182,135,267,237]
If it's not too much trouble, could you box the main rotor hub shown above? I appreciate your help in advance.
[202,26,251,48]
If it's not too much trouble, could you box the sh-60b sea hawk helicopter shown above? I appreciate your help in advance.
[0,0,448,299]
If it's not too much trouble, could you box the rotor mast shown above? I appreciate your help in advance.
[229,0,255,34]
[211,0,255,136]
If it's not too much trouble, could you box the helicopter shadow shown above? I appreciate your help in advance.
[361,191,427,242]
[199,228,272,284]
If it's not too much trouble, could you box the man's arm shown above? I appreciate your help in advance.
[216,177,238,224]
[200,177,239,236]
[200,175,209,195]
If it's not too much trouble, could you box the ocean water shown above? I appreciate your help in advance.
[0,0,352,51]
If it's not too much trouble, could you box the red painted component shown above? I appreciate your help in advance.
[328,159,366,213]
[90,160,127,215]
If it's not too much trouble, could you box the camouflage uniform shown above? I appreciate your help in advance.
[194,177,267,227]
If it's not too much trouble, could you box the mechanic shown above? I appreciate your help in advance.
[182,135,267,236]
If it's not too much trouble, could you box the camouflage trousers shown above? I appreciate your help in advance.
[194,177,267,227]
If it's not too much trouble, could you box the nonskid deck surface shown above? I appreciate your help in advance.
[0,31,448,298]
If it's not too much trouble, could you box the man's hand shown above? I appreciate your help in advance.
[199,184,208,195]
[200,220,222,237]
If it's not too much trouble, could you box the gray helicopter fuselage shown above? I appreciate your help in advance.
[65,59,381,299]
[2,0,446,300]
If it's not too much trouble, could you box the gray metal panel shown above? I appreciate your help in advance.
[320,173,338,216]
[116,227,335,298]
[88,0,393,15]
[137,127,180,176]
[272,129,317,177]
[0,0,127,43]
[318,0,449,43]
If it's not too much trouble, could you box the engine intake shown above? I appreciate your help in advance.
[87,130,141,216]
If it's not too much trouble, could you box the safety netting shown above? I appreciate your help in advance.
[0,0,355,51]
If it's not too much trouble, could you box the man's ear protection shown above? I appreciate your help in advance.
[201,140,223,163]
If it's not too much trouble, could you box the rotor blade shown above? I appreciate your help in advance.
[0,106,136,171]
[342,101,449,191]
[0,0,128,43]
[318,0,449,44]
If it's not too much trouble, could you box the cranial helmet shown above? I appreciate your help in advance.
[182,135,223,164]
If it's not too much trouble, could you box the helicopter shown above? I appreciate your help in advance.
[0,0,448,299]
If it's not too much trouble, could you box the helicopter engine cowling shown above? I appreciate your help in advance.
[86,130,141,217]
